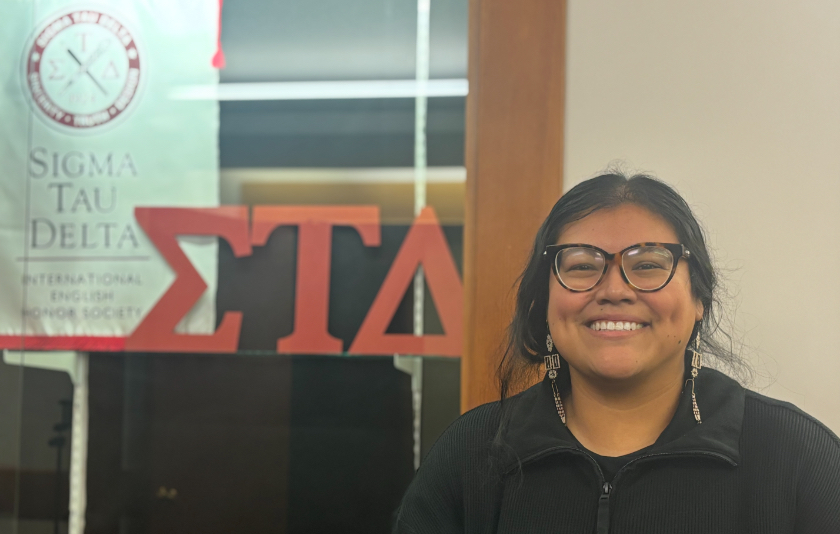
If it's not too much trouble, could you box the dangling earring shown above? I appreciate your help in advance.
[544,331,566,424]
[687,332,703,424]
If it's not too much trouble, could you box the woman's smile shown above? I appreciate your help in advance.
[588,321,646,332]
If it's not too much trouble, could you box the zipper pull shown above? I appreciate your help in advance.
[597,482,612,534]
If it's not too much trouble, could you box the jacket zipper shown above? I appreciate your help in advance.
[518,447,735,534]
[597,481,612,534]
[583,449,733,534]
[567,450,612,534]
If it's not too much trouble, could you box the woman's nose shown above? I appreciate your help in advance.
[595,261,636,304]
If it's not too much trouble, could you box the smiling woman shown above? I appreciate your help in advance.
[393,172,840,534]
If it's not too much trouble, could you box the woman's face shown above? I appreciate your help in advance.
[547,204,703,383]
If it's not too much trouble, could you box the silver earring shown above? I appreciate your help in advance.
[544,332,566,424]
[687,333,703,424]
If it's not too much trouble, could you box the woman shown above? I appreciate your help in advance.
[393,173,840,534]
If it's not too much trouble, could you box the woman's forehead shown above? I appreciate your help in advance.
[554,205,679,249]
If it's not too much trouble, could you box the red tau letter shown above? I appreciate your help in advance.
[125,207,251,353]
[251,206,381,354]
[349,207,462,357]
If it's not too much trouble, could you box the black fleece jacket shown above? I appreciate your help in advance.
[393,367,840,534]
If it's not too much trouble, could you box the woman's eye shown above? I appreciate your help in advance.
[567,263,597,271]
[633,262,665,270]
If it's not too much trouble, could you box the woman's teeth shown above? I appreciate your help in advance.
[589,321,644,331]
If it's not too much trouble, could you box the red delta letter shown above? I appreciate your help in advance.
[251,206,381,354]
[349,207,462,357]
[125,207,252,352]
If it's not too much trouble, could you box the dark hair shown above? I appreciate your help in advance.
[497,172,746,401]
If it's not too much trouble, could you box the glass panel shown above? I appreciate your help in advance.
[4,0,466,532]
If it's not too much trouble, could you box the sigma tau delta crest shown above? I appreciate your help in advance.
[25,10,141,130]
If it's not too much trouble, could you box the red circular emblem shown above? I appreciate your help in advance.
[25,10,141,130]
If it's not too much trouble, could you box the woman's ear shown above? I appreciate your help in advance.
[694,299,704,322]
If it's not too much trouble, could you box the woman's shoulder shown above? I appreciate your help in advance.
[742,390,840,529]
[393,400,508,533]
[428,382,545,458]
[425,399,504,461]
[742,388,840,454]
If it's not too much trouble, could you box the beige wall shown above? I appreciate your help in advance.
[564,0,840,433]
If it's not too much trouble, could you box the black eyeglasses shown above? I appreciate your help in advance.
[543,242,691,292]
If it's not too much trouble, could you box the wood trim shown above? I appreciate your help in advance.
[462,0,566,412]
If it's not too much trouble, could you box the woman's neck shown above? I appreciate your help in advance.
[563,362,684,457]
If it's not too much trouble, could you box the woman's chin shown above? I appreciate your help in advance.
[592,368,640,382]
[585,357,646,382]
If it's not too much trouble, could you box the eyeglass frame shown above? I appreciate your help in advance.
[542,242,692,293]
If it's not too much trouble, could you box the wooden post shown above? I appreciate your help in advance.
[462,0,566,412]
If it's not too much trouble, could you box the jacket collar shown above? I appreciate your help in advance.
[501,366,744,471]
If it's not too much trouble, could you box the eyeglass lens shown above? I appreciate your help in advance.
[555,246,676,291]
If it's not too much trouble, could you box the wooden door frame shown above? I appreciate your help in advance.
[462,0,566,411]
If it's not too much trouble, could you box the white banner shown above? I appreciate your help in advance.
[0,0,221,348]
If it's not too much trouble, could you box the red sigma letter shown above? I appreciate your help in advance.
[125,207,251,352]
